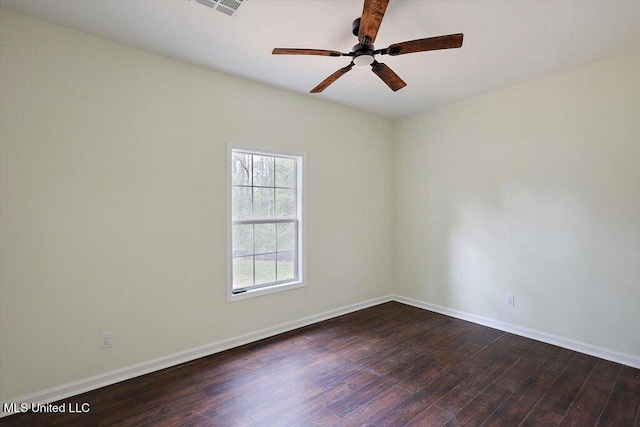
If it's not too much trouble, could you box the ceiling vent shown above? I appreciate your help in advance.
[194,0,245,17]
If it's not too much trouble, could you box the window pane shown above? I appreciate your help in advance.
[255,254,276,285]
[277,222,295,251]
[232,186,252,219]
[253,155,274,187]
[232,224,253,256]
[232,153,252,186]
[253,187,274,218]
[277,251,295,282]
[275,157,295,188]
[232,256,253,289]
[254,223,276,254]
[275,189,295,218]
[230,149,302,294]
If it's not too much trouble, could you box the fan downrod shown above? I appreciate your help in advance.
[352,18,361,37]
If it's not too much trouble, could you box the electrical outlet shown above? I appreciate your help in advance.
[506,295,515,307]
[101,332,112,349]
[353,280,360,289]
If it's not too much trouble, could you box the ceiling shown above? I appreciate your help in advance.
[1,0,639,118]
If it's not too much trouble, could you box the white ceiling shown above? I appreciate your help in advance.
[1,0,639,118]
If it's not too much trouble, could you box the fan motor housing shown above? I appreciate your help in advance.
[352,43,375,66]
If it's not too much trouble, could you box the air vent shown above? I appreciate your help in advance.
[194,0,245,17]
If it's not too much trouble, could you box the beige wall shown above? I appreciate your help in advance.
[394,53,640,357]
[0,9,394,401]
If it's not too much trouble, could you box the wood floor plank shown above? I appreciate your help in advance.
[139,399,223,427]
[220,380,322,426]
[102,385,207,426]
[456,333,527,372]
[325,375,396,417]
[297,407,343,427]
[521,341,556,364]
[275,370,381,425]
[454,344,504,374]
[520,406,563,426]
[332,337,393,362]
[510,335,537,349]
[316,370,381,406]
[399,342,482,393]
[558,382,610,426]
[614,365,640,398]
[405,405,456,427]
[356,340,420,375]
[200,351,340,412]
[323,331,365,351]
[537,353,598,416]
[596,388,640,426]
[338,385,413,426]
[480,366,559,426]
[384,353,437,385]
[586,359,622,392]
[312,359,367,390]
[371,367,470,426]
[542,347,576,372]
[494,356,543,392]
[446,383,512,426]
[3,302,638,427]
[435,353,516,413]
[458,323,504,346]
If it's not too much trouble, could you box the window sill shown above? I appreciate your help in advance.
[227,280,305,302]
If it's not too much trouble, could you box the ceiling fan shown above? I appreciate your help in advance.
[272,0,463,93]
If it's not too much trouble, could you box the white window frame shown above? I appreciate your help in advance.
[227,145,305,301]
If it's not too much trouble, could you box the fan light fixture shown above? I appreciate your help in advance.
[354,53,375,66]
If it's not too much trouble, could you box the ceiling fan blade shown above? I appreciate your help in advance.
[386,33,463,56]
[272,48,345,57]
[310,63,354,93]
[371,61,406,91]
[358,0,389,44]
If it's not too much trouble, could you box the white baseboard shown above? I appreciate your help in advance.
[392,294,640,369]
[1,295,393,418]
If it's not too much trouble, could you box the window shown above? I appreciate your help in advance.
[229,148,303,299]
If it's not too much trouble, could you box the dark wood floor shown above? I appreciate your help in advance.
[2,302,639,426]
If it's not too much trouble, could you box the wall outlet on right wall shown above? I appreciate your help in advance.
[101,332,113,349]
[505,295,515,307]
